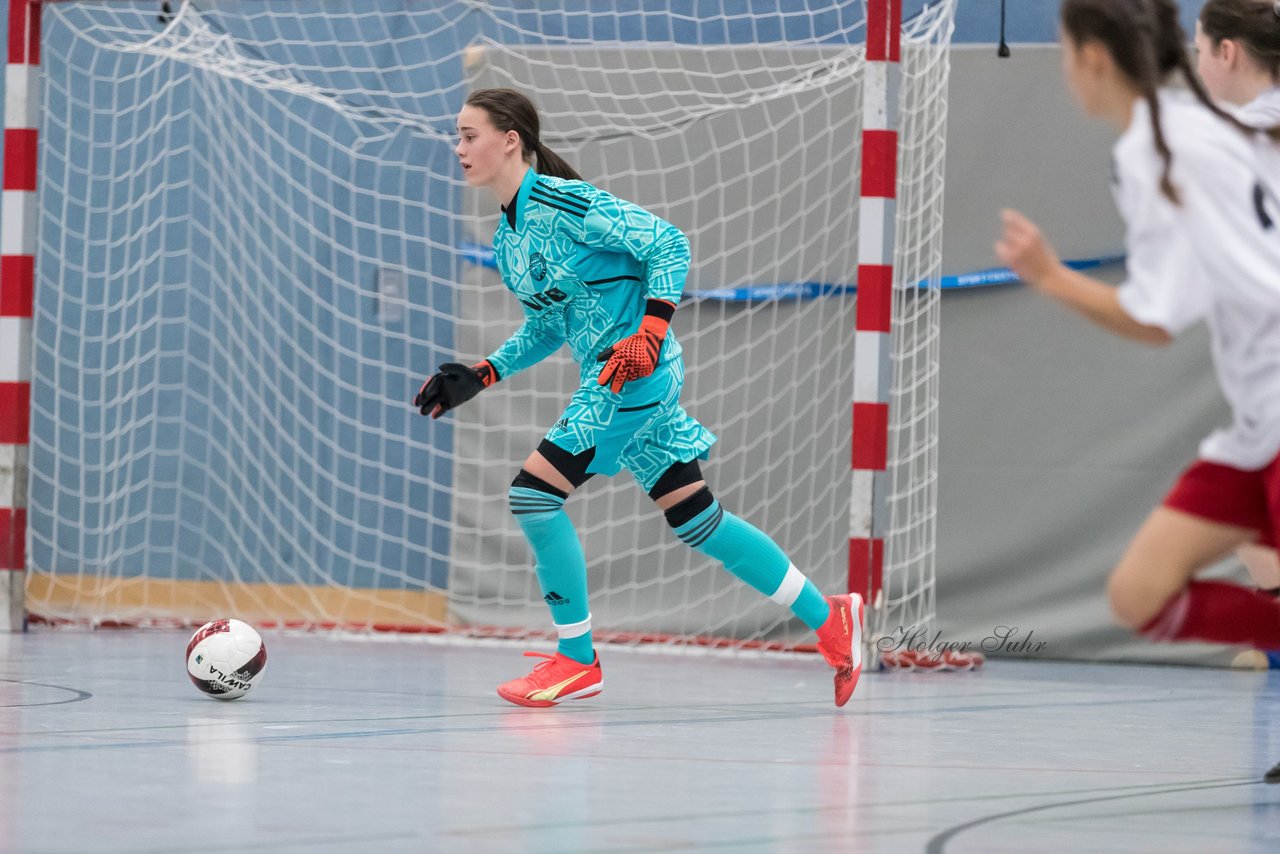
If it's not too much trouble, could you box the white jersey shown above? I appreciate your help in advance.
[1113,89,1280,470]
[1239,87,1280,126]
[1240,87,1280,197]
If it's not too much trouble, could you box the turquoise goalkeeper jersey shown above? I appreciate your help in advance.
[484,168,690,389]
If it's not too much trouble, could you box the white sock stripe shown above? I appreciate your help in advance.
[555,614,592,639]
[769,564,807,607]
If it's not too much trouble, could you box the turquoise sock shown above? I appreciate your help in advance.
[509,483,594,664]
[671,495,829,630]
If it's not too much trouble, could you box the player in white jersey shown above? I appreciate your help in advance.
[1196,0,1280,127]
[1196,0,1280,597]
[995,0,1280,693]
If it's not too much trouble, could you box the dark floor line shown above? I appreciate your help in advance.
[0,686,1232,741]
[923,778,1265,854]
[0,678,94,708]
[0,686,1248,754]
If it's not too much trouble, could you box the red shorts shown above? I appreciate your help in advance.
[1162,454,1280,548]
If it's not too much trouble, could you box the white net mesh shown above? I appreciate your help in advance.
[28,0,955,653]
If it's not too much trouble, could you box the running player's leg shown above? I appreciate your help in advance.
[1120,458,1280,649]
[623,375,865,707]
[497,439,604,708]
[650,460,831,631]
[1114,467,1280,649]
[620,364,865,704]
[1237,451,1279,600]
[1238,544,1280,597]
[619,366,838,636]
[647,461,863,706]
[510,441,596,665]
[1232,542,1280,670]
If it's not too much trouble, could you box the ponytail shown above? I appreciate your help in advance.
[1139,50,1181,204]
[1062,0,1280,206]
[530,139,583,181]
[1061,0,1181,201]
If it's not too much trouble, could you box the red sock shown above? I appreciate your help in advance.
[1141,580,1280,648]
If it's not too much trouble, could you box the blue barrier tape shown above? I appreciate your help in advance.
[458,241,1125,302]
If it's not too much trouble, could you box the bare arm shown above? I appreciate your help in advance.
[1033,264,1172,345]
[995,209,1171,346]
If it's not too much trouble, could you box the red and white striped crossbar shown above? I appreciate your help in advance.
[1,0,40,632]
[849,0,900,618]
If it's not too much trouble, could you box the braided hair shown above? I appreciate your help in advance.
[1062,0,1280,205]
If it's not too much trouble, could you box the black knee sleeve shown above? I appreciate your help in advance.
[648,458,705,501]
[535,439,596,489]
[663,485,716,529]
[510,469,569,500]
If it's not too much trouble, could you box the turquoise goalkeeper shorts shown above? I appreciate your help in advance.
[543,359,716,493]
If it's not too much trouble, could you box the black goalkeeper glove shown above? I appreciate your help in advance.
[414,360,497,418]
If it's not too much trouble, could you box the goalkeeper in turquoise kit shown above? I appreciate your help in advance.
[415,88,863,707]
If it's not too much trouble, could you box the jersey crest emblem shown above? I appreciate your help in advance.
[530,252,548,281]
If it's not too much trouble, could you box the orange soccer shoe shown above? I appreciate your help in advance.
[815,593,864,707]
[496,651,603,708]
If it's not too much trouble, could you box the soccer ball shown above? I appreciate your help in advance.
[185,619,268,700]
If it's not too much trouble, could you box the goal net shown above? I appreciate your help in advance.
[26,0,955,654]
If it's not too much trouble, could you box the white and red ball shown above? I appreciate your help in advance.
[185,619,268,700]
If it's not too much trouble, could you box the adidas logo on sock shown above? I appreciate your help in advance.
[543,590,569,606]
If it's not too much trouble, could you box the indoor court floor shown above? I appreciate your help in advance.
[2,630,1278,853]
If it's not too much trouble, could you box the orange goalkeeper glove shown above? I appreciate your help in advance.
[596,299,675,394]
[414,360,497,418]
